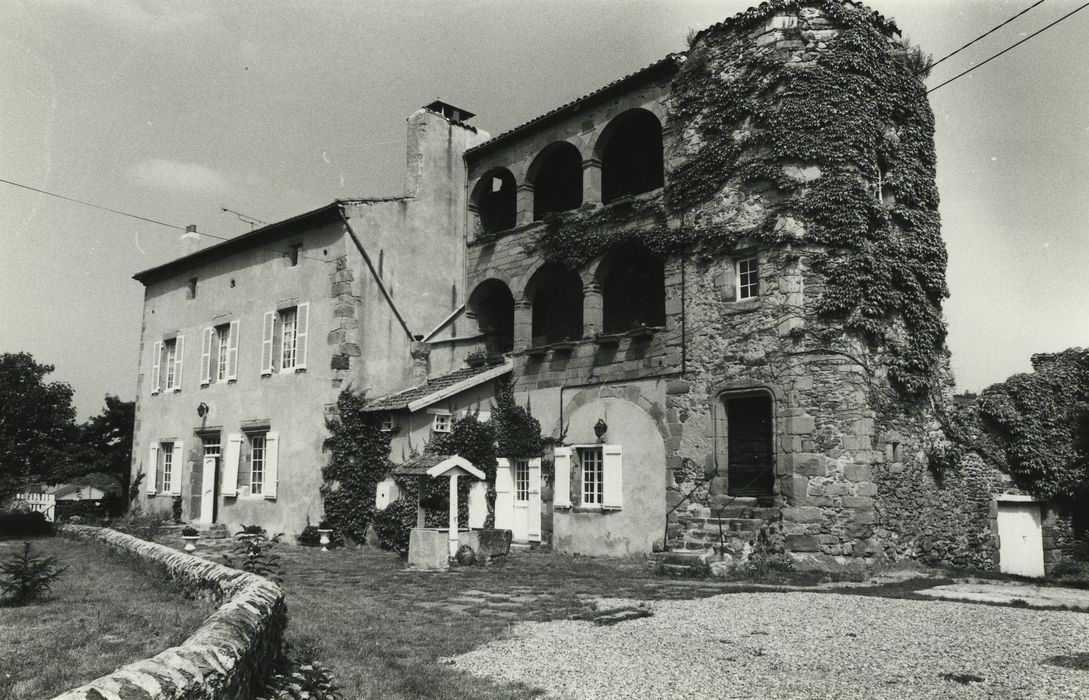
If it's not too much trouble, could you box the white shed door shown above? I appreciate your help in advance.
[997,502,1045,578]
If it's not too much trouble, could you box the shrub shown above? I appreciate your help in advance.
[260,662,343,700]
[372,498,416,555]
[1049,558,1089,588]
[223,527,284,583]
[740,525,795,578]
[0,541,67,606]
[171,496,183,524]
[0,510,52,538]
[110,509,166,542]
[297,523,344,549]
[181,526,199,537]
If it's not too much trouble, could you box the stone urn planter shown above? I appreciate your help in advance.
[181,527,199,553]
[318,528,333,552]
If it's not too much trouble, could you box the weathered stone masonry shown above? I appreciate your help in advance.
[55,525,285,700]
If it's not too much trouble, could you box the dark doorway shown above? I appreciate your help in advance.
[725,395,774,498]
[600,110,664,203]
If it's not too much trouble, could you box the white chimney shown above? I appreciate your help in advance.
[180,223,200,255]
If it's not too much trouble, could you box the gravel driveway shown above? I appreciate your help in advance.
[450,592,1089,699]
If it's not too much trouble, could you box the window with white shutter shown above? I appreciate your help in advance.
[262,431,279,500]
[261,311,275,375]
[226,320,240,381]
[169,441,184,495]
[146,443,160,494]
[150,341,162,395]
[578,447,603,506]
[602,445,623,510]
[295,303,309,369]
[164,340,177,390]
[221,433,243,497]
[172,335,185,391]
[553,447,572,509]
[200,327,214,386]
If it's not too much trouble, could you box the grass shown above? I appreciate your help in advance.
[0,537,209,699]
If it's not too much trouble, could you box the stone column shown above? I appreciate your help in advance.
[514,300,533,350]
[582,282,603,337]
[516,184,535,226]
[582,157,602,205]
[466,202,481,240]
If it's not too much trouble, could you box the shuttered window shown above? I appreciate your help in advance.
[216,325,230,381]
[250,435,266,495]
[577,447,603,506]
[159,442,173,494]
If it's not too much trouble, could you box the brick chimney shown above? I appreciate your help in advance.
[180,224,200,256]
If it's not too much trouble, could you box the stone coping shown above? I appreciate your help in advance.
[53,524,286,700]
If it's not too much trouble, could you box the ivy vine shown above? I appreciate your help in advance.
[533,1,946,397]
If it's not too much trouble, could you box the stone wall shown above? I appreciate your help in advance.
[54,525,285,700]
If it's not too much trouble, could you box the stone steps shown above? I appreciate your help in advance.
[652,550,712,577]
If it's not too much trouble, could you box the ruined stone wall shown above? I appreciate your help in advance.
[55,525,285,700]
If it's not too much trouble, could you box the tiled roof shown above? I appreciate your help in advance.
[464,55,682,157]
[362,362,512,412]
[390,454,449,476]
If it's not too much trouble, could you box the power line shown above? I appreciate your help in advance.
[928,1,1089,94]
[0,176,332,264]
[922,0,1049,75]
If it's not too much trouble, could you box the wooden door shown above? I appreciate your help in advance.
[726,395,774,497]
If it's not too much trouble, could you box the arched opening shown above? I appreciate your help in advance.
[529,142,583,220]
[723,393,775,499]
[599,245,665,333]
[598,109,664,203]
[471,168,517,235]
[467,279,514,354]
[527,263,584,346]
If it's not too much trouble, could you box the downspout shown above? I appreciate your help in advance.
[338,208,416,342]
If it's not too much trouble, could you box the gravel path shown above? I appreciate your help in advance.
[449,592,1089,699]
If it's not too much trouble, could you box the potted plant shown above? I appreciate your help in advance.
[181,526,199,553]
[465,349,487,368]
[317,520,333,552]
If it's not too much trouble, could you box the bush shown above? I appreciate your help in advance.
[1050,559,1089,588]
[0,541,67,606]
[297,524,345,549]
[181,526,199,537]
[110,509,166,542]
[260,662,343,700]
[223,527,284,583]
[0,511,52,538]
[372,499,416,555]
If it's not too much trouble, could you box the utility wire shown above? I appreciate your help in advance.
[0,176,332,264]
[928,1,1089,93]
[921,0,1048,75]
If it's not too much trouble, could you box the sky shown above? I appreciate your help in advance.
[1,0,1087,418]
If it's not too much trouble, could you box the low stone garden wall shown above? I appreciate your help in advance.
[54,524,286,700]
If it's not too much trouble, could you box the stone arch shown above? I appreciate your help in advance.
[526,141,584,220]
[470,167,517,235]
[555,384,671,444]
[467,279,515,353]
[711,383,782,500]
[524,261,584,345]
[593,108,664,203]
[595,243,666,333]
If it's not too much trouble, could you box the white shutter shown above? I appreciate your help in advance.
[146,443,160,494]
[553,447,572,509]
[169,441,184,495]
[468,481,487,529]
[222,433,243,497]
[227,320,240,380]
[603,444,623,510]
[528,457,542,541]
[263,431,279,499]
[719,261,737,302]
[261,311,275,375]
[494,458,514,530]
[200,327,213,386]
[172,335,185,391]
[150,341,162,395]
[295,302,309,369]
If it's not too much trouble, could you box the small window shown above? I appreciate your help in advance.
[250,434,266,495]
[432,413,452,434]
[262,304,308,375]
[514,458,530,502]
[186,277,197,300]
[737,258,759,300]
[203,435,221,458]
[380,414,395,432]
[577,446,603,506]
[287,243,302,267]
[159,442,174,493]
[159,336,184,392]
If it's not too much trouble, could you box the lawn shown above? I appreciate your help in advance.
[0,537,210,699]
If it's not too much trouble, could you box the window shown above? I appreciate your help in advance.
[261,304,309,375]
[216,326,230,381]
[380,415,395,432]
[201,321,239,386]
[250,434,266,495]
[287,243,302,267]
[514,458,530,502]
[577,447,603,506]
[737,257,759,300]
[160,442,174,494]
[203,435,221,458]
[186,277,198,300]
[152,336,184,393]
[432,413,452,434]
[554,445,623,510]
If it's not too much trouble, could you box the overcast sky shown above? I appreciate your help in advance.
[1,0,1087,418]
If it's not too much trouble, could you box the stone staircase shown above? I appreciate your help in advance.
[657,498,780,576]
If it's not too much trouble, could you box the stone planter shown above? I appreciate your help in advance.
[182,535,198,553]
[318,528,332,552]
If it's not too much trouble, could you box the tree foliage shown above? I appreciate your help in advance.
[977,349,1089,519]
[69,395,134,502]
[320,389,393,544]
[0,353,78,501]
[492,377,544,459]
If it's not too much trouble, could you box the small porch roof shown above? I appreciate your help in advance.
[390,454,485,480]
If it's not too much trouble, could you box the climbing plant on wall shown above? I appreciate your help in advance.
[534,0,946,397]
[492,376,544,459]
[320,389,393,544]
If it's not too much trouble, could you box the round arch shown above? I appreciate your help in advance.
[593,109,664,203]
[524,261,584,345]
[467,279,515,354]
[470,167,517,235]
[526,141,584,220]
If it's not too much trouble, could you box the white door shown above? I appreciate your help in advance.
[512,458,530,543]
[199,456,217,525]
[997,501,1045,577]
